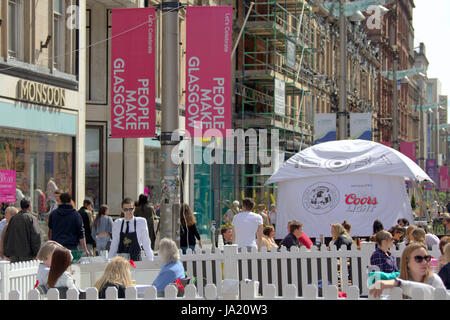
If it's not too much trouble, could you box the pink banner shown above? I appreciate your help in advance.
[111,8,155,138]
[440,166,449,191]
[185,6,232,138]
[0,170,16,203]
[380,141,392,148]
[400,141,416,163]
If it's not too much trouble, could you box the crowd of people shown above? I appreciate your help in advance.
[219,197,450,298]
[1,191,450,299]
[0,191,192,298]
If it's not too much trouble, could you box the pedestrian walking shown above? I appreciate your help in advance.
[47,193,91,256]
[91,204,113,254]
[3,198,41,263]
[256,204,270,226]
[134,194,157,250]
[231,198,263,251]
[78,199,96,253]
[180,203,202,254]
[0,206,18,260]
[222,200,240,225]
[108,197,154,261]
[268,204,277,230]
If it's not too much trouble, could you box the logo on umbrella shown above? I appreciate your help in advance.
[302,182,340,215]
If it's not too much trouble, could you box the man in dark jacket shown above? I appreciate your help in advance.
[280,220,303,250]
[48,193,91,256]
[4,197,41,262]
[78,199,96,251]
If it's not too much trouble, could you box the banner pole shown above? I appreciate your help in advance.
[160,0,181,243]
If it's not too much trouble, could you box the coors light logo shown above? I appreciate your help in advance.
[345,193,378,213]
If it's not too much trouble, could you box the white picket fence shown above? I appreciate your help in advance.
[7,281,450,300]
[0,242,445,300]
[0,260,40,300]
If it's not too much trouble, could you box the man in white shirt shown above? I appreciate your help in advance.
[108,197,154,261]
[232,198,263,251]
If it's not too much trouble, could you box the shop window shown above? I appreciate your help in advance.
[53,0,65,70]
[144,147,161,204]
[7,0,23,60]
[0,128,74,218]
[85,126,103,211]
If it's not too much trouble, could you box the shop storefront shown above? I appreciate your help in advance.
[0,74,82,215]
[0,127,74,214]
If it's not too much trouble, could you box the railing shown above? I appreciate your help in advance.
[0,243,444,300]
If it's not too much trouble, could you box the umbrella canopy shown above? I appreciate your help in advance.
[266,139,432,185]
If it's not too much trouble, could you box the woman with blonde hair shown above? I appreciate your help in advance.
[152,238,185,296]
[261,226,278,250]
[330,223,352,250]
[179,203,202,254]
[94,256,133,299]
[369,242,446,299]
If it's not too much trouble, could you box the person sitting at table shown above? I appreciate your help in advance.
[405,225,418,245]
[438,243,450,289]
[35,241,65,292]
[283,220,313,250]
[152,238,185,297]
[94,256,133,299]
[437,236,450,272]
[370,230,398,273]
[261,226,278,251]
[46,246,78,298]
[369,242,446,299]
[330,223,353,250]
[280,221,302,250]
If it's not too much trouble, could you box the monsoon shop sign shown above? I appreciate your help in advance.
[0,170,16,203]
[110,7,156,138]
[185,6,232,138]
[18,80,66,107]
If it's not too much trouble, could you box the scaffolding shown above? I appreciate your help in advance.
[235,0,321,206]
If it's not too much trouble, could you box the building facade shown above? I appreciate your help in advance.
[0,0,86,211]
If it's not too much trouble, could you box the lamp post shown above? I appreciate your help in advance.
[160,0,181,242]
[323,0,390,140]
[338,0,347,140]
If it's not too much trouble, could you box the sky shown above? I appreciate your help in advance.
[413,0,450,98]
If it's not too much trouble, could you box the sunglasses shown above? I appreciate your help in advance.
[413,255,431,263]
[123,208,134,212]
